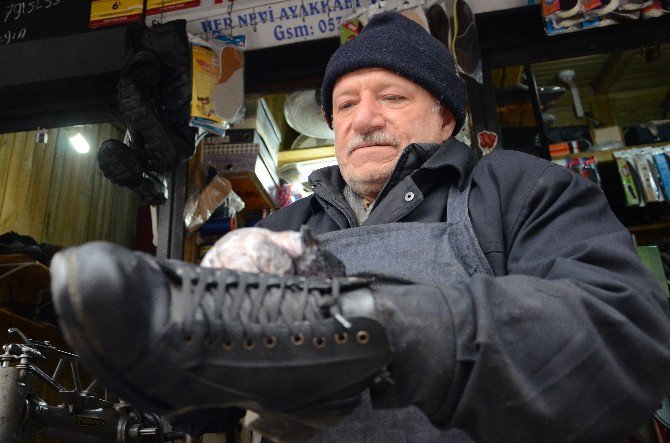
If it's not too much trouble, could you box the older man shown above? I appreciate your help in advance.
[51,11,670,443]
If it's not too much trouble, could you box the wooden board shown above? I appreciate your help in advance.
[0,123,137,248]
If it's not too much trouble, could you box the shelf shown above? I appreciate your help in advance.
[278,146,335,166]
[553,141,670,163]
[628,220,670,235]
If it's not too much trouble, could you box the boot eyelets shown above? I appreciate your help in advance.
[334,332,349,345]
[356,331,370,345]
[223,340,234,350]
[263,336,277,348]
[291,333,305,346]
[312,336,327,348]
[203,338,214,348]
[183,334,195,346]
[243,339,256,350]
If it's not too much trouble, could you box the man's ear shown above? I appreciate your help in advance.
[440,107,457,140]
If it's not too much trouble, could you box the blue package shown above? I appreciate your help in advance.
[653,152,670,200]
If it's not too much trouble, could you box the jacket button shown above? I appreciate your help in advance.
[404,191,415,201]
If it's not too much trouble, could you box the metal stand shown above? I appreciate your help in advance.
[524,64,551,160]
[156,162,188,261]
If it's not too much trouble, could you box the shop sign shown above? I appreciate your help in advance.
[150,0,367,50]
[147,0,540,50]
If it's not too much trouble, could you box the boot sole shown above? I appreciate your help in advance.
[97,140,167,205]
[118,78,176,171]
[97,140,144,187]
[122,50,161,90]
[134,173,168,206]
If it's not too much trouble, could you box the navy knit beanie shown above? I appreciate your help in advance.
[321,11,466,134]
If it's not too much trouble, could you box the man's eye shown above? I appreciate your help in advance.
[337,102,354,111]
[384,95,404,103]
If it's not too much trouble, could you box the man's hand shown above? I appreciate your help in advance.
[200,226,345,277]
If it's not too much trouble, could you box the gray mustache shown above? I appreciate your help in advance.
[346,132,399,153]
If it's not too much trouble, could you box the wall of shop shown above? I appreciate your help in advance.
[0,123,137,248]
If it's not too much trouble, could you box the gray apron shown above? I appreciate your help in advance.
[312,177,493,442]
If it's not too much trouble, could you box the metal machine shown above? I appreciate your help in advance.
[0,327,183,442]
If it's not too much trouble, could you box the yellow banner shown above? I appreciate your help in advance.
[191,45,223,124]
[147,0,199,15]
[90,0,143,28]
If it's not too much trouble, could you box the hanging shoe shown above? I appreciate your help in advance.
[121,49,162,93]
[97,139,168,205]
[97,139,145,188]
[118,20,196,173]
[117,77,194,173]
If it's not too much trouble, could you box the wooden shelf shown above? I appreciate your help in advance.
[278,146,335,166]
[628,220,670,234]
[553,141,670,163]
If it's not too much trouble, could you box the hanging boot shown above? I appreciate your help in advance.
[97,138,168,205]
[119,20,196,173]
[117,77,189,173]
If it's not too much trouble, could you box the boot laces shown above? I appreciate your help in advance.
[172,265,345,347]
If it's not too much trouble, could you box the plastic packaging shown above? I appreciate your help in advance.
[183,166,245,233]
[209,34,246,124]
[634,151,664,203]
[559,156,603,187]
[541,0,664,35]
[614,146,670,207]
[613,153,643,207]
[188,33,246,136]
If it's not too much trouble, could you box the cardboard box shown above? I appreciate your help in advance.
[232,98,281,164]
[202,130,278,211]
[224,172,277,212]
[591,126,624,146]
[210,129,278,172]
[636,245,669,296]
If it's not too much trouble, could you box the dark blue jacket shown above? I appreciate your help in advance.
[257,139,670,441]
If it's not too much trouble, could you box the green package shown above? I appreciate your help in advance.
[615,157,642,207]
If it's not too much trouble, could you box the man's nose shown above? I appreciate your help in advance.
[351,97,385,134]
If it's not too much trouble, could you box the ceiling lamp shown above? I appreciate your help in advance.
[68,130,90,154]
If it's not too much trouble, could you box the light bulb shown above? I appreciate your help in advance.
[69,132,90,154]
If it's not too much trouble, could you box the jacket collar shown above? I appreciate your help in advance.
[420,137,475,191]
[308,137,475,198]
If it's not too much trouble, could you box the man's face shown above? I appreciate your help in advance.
[331,67,455,200]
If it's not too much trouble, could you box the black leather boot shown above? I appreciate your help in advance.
[51,242,455,433]
[97,21,195,205]
[119,20,196,172]
[97,139,168,205]
[51,242,391,420]
[117,77,194,173]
